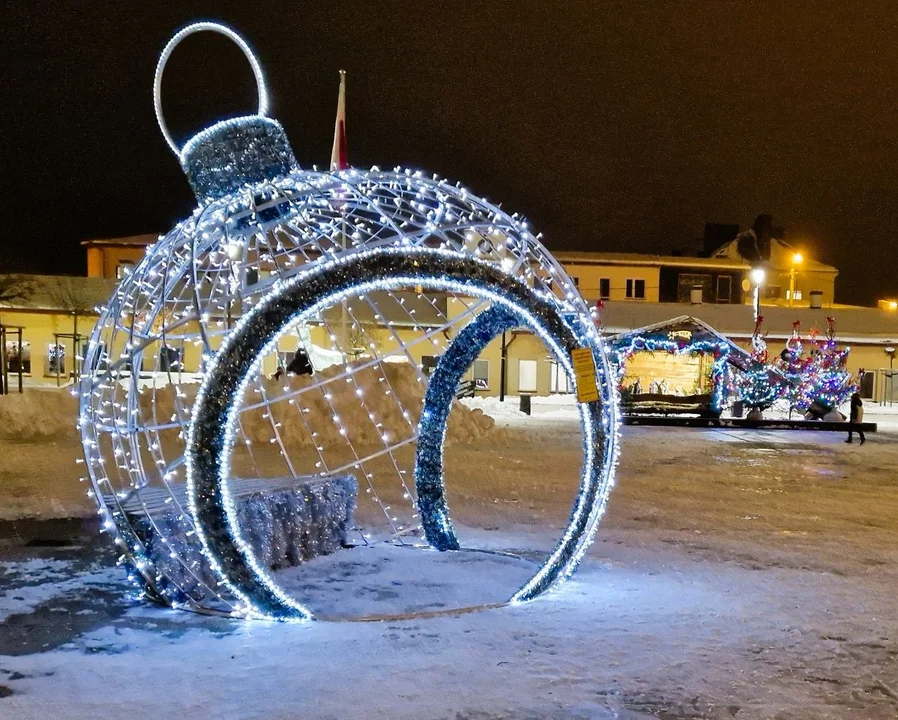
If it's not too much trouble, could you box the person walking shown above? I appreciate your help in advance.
[846,391,865,445]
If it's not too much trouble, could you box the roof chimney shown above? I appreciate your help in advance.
[752,214,773,261]
[701,223,740,257]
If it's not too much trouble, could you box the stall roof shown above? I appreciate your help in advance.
[608,315,754,367]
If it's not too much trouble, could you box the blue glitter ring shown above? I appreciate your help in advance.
[415,305,522,551]
[187,247,614,620]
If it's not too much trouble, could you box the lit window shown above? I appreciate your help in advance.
[550,360,572,394]
[421,355,439,376]
[159,346,184,373]
[46,343,66,377]
[5,340,31,375]
[471,359,489,390]
[519,359,538,393]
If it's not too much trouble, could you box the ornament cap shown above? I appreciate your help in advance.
[180,115,298,201]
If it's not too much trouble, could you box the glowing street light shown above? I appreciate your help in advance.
[749,266,765,321]
[788,252,803,308]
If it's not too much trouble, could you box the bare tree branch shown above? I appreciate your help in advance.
[0,275,37,305]
[45,276,96,315]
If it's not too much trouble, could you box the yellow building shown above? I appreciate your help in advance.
[0,232,888,406]
[0,275,113,390]
[710,236,838,307]
[82,234,158,280]
[554,243,837,310]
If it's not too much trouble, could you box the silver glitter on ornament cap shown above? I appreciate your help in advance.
[180,115,298,202]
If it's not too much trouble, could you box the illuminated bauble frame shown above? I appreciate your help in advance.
[78,22,621,620]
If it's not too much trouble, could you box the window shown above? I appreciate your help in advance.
[277,348,313,375]
[5,341,31,375]
[677,274,711,303]
[518,359,538,393]
[46,343,66,377]
[277,350,295,371]
[599,278,611,300]
[115,261,134,279]
[124,355,143,375]
[570,276,579,287]
[716,276,732,304]
[83,341,107,374]
[421,355,439,376]
[550,360,572,394]
[159,346,184,373]
[245,268,260,287]
[625,278,646,300]
[764,285,782,300]
[471,359,489,390]
[859,371,875,399]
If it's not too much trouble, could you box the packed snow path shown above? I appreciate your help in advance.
[3,420,898,718]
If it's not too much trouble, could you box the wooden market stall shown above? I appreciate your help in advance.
[610,316,752,417]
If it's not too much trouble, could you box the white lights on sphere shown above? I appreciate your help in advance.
[78,22,620,620]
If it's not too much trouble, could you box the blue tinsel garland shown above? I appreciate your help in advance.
[416,305,522,551]
[187,247,612,620]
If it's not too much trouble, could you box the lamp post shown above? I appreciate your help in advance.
[885,346,896,406]
[788,252,803,308]
[749,267,766,322]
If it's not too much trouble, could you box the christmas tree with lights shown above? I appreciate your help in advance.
[775,321,805,399]
[779,317,855,414]
[736,316,779,410]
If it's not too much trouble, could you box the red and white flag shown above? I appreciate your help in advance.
[330,70,349,171]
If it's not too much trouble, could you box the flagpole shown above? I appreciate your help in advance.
[331,70,350,357]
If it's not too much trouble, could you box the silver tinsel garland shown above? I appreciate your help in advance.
[187,246,609,620]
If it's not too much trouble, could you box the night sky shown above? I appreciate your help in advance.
[3,1,898,305]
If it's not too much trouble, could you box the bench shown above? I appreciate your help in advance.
[104,474,358,607]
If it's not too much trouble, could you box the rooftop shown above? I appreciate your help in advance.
[599,300,898,344]
[552,250,751,270]
[552,248,837,274]
[0,275,116,313]
[81,233,159,248]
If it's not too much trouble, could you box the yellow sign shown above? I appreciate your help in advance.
[571,347,599,403]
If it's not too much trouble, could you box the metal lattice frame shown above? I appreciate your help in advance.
[78,22,621,618]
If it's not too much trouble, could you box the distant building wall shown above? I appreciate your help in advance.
[84,245,146,279]
[0,308,100,386]
[559,263,660,303]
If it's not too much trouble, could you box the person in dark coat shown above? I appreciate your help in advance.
[272,347,314,381]
[846,391,865,445]
[285,348,313,376]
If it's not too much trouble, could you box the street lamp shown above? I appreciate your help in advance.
[885,346,896,406]
[788,252,803,308]
[749,266,766,321]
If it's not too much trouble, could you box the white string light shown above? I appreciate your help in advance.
[78,22,621,619]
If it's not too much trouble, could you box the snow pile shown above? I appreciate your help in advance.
[461,394,580,425]
[0,387,78,441]
[723,397,850,421]
[0,363,504,448]
[145,361,503,449]
[461,395,529,419]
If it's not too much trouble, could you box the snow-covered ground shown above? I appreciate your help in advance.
[460,394,579,428]
[3,408,898,717]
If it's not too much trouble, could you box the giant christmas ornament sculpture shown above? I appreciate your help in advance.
[78,22,620,620]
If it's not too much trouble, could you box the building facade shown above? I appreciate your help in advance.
[2,232,894,405]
